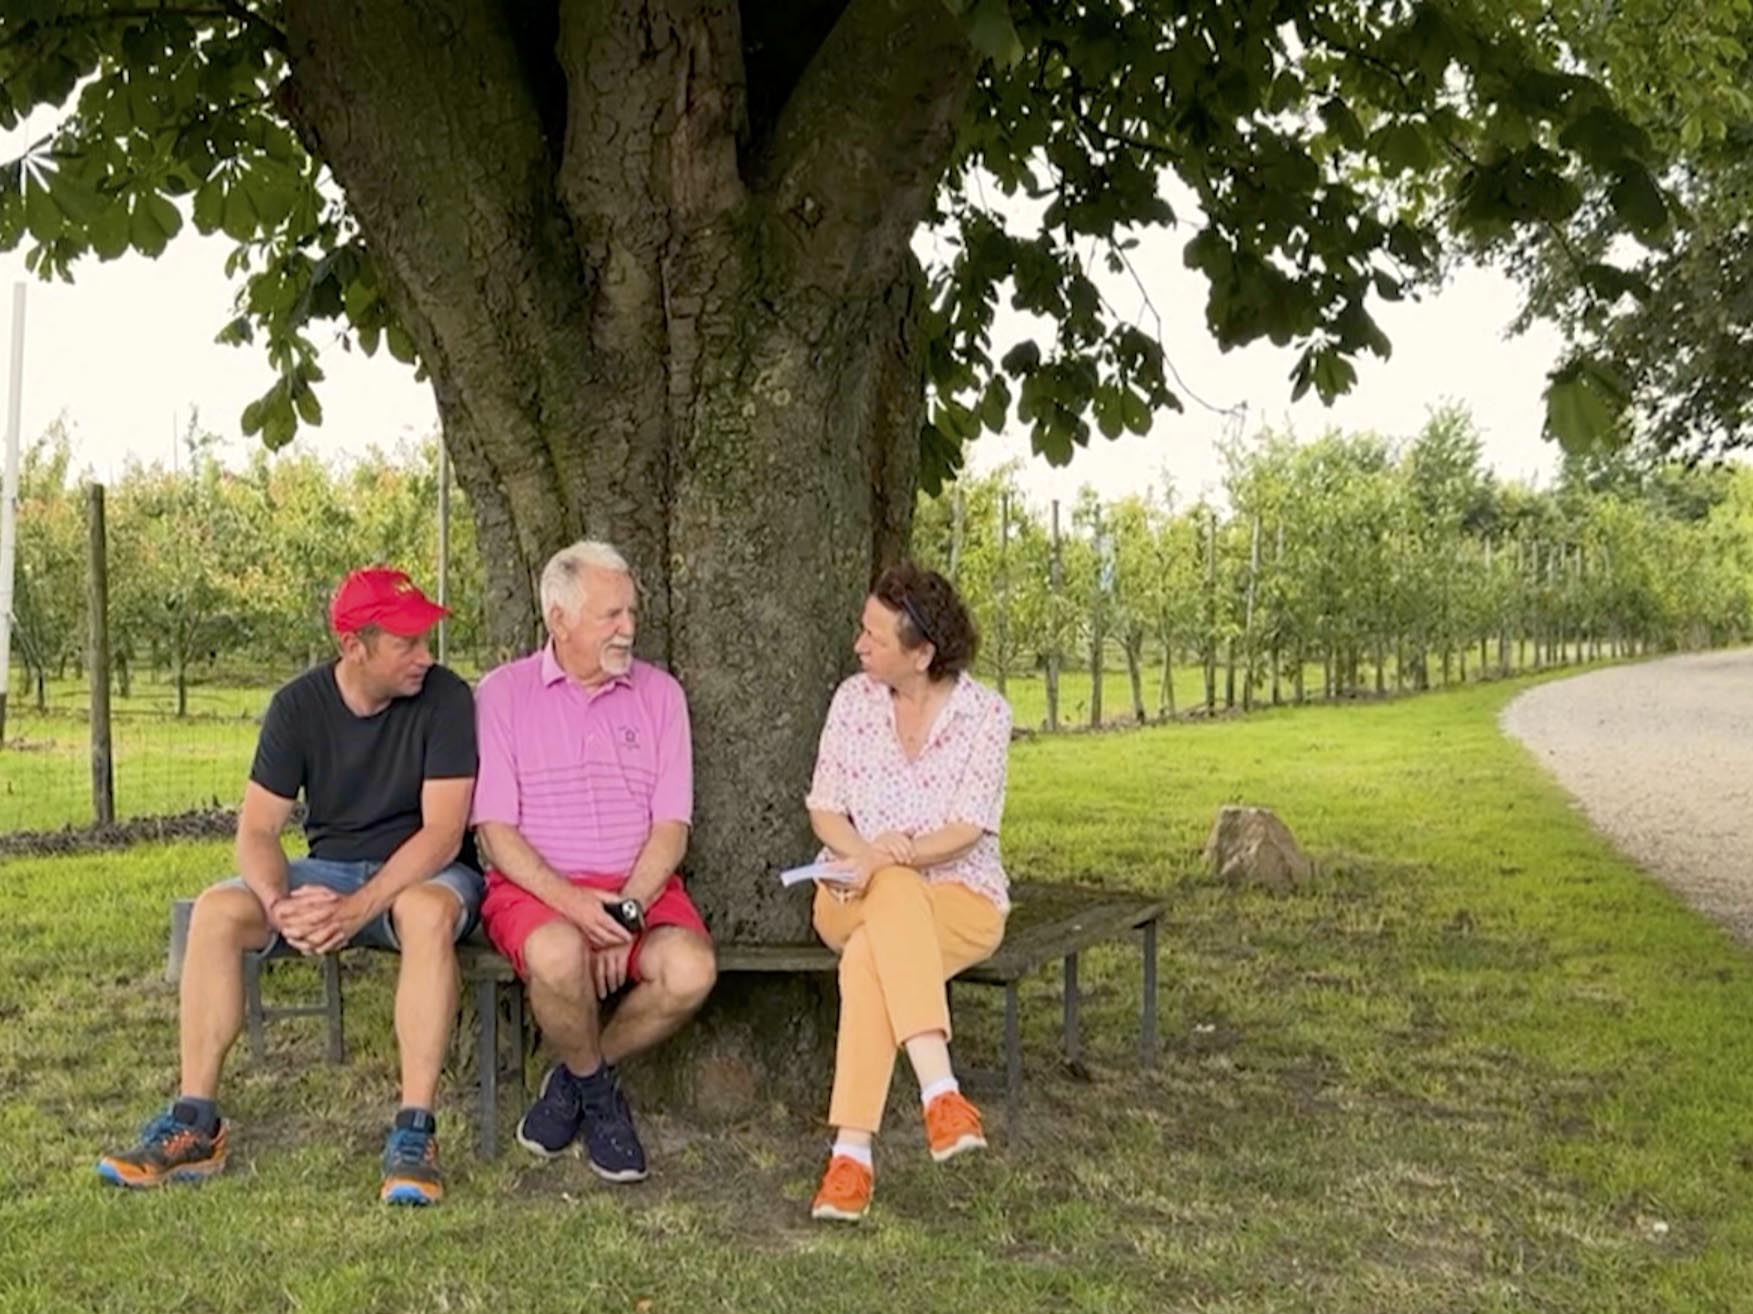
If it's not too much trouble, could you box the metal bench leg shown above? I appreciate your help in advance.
[1062,952,1081,1066]
[476,976,499,1159]
[1003,981,1021,1133]
[1141,917,1159,1068]
[244,955,266,1064]
[322,953,345,1064]
[507,984,526,1106]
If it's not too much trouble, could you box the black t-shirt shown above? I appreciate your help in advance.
[249,662,478,863]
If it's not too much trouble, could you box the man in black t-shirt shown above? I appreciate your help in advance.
[97,567,481,1207]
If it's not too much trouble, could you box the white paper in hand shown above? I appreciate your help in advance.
[778,861,858,888]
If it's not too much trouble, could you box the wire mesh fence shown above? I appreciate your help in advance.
[2,672,266,835]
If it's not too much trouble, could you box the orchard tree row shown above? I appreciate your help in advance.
[8,418,483,716]
[914,407,1753,728]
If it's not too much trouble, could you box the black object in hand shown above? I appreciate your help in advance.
[605,897,645,934]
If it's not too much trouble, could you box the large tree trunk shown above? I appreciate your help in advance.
[282,0,974,1111]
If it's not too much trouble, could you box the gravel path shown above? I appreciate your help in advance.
[1501,648,1753,945]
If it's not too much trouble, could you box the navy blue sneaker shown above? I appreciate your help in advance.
[516,1064,584,1159]
[577,1063,647,1183]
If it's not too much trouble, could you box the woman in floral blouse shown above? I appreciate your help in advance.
[802,561,1013,1222]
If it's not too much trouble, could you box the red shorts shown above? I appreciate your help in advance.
[480,871,710,982]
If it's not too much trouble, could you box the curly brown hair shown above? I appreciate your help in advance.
[872,561,979,680]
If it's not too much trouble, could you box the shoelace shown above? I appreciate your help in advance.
[545,1068,585,1118]
[384,1127,434,1169]
[820,1157,868,1198]
[928,1111,979,1153]
[931,1095,981,1133]
[579,1078,642,1158]
[140,1112,199,1152]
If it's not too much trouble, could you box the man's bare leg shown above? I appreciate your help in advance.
[178,884,273,1098]
[598,928,717,1064]
[389,884,464,1111]
[522,921,603,1073]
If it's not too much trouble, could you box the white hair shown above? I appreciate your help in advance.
[540,540,634,621]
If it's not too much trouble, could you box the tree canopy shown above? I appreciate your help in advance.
[0,0,1698,483]
[1499,0,1753,458]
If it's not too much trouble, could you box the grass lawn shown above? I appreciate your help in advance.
[2,671,1748,1312]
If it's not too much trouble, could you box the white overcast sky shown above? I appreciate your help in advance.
[1,109,1569,517]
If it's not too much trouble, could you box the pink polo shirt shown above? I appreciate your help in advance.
[471,645,692,879]
[806,672,1012,912]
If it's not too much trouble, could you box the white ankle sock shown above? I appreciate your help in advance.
[831,1140,873,1168]
[919,1077,959,1107]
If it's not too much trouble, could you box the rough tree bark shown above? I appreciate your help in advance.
[277,0,977,1110]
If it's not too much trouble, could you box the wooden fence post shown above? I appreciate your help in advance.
[87,483,114,825]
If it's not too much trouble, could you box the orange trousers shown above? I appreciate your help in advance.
[812,865,1005,1133]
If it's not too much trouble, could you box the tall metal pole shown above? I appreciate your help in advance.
[436,439,449,666]
[1046,498,1061,733]
[0,283,25,749]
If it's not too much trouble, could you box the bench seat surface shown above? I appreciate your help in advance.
[714,881,1165,980]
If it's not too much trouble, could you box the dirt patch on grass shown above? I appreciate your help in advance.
[0,807,240,859]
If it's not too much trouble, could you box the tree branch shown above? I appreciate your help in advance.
[553,0,745,247]
[280,0,591,577]
[751,0,978,296]
[1032,33,1182,167]
[737,0,849,158]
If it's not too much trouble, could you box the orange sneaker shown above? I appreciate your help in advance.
[924,1089,987,1162]
[810,1154,873,1222]
[96,1107,228,1189]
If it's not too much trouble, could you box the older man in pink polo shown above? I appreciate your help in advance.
[472,540,717,1182]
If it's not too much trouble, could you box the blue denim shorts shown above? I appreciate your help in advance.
[217,857,485,958]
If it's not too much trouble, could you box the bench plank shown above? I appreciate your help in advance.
[715,882,1165,981]
[457,942,517,983]
[717,944,837,972]
[966,895,1165,982]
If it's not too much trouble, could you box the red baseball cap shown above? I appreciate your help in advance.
[329,567,448,637]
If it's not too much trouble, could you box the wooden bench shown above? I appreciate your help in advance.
[169,878,1164,1150]
[717,881,1166,1127]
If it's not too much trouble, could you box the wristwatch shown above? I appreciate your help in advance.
[607,897,645,933]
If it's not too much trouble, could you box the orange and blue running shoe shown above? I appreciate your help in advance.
[379,1112,444,1206]
[96,1106,228,1188]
